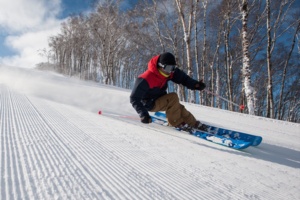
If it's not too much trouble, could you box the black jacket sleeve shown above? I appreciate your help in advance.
[171,68,198,89]
[130,78,150,118]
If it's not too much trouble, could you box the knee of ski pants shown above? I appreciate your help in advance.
[150,93,179,112]
[167,92,179,103]
[162,92,179,108]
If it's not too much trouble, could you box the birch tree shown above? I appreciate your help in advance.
[266,0,274,118]
[265,0,296,118]
[174,0,197,103]
[199,0,207,105]
[241,0,255,115]
[194,0,201,103]
[222,0,238,111]
[212,21,223,109]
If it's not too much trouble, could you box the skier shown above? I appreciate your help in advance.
[130,52,208,132]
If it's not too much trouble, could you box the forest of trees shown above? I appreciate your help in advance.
[38,0,300,123]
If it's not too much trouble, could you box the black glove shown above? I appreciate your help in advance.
[141,114,152,124]
[195,80,206,91]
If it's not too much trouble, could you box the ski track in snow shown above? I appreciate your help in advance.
[1,83,300,199]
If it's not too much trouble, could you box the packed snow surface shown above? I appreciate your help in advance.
[0,66,299,200]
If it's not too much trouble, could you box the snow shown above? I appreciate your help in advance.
[0,65,299,200]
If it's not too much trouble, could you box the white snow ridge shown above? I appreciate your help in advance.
[0,65,300,200]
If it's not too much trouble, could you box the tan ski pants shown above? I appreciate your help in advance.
[150,92,197,127]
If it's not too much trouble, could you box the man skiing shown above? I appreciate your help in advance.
[130,52,208,132]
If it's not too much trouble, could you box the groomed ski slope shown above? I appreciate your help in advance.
[0,66,299,200]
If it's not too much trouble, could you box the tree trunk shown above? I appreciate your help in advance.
[175,0,196,103]
[266,0,274,118]
[200,1,207,105]
[213,21,222,109]
[224,10,233,111]
[241,0,255,115]
[194,0,200,104]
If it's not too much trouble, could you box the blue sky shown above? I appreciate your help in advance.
[0,0,137,68]
[59,0,95,18]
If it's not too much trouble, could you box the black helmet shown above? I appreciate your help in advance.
[158,52,176,65]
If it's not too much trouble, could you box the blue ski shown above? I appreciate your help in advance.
[151,115,251,150]
[152,112,262,147]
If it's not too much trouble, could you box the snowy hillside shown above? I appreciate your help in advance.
[0,65,299,200]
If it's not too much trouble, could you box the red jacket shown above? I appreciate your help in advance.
[139,55,172,89]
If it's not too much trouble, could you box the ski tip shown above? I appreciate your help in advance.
[251,137,263,146]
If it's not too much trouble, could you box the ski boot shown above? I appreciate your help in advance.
[194,121,209,132]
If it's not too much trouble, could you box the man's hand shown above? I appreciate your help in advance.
[195,80,206,91]
[141,114,152,124]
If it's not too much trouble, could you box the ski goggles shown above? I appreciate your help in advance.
[158,62,176,73]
